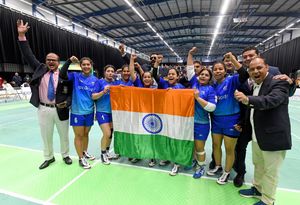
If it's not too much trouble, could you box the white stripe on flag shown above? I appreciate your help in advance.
[112,110,194,141]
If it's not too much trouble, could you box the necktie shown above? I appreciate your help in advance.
[47,71,55,101]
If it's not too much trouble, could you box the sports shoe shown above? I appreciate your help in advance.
[253,200,272,205]
[106,151,120,160]
[106,152,120,160]
[184,159,197,170]
[233,174,245,187]
[207,166,223,176]
[148,159,156,167]
[101,153,111,165]
[217,172,230,185]
[169,164,180,176]
[193,166,205,179]
[239,187,262,199]
[130,158,140,163]
[83,151,95,161]
[159,160,170,166]
[79,157,91,169]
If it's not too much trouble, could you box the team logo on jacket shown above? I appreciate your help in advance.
[142,114,163,134]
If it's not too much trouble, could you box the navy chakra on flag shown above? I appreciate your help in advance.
[142,114,163,134]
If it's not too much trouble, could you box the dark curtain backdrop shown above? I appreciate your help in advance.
[262,36,300,75]
[0,6,148,77]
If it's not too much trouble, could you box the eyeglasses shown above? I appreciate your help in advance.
[46,59,58,62]
[150,57,156,60]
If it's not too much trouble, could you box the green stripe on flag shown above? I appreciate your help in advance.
[113,131,194,166]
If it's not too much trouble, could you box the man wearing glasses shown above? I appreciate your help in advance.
[17,19,72,169]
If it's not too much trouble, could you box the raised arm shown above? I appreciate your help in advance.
[135,62,144,77]
[186,47,197,80]
[59,56,78,80]
[187,47,197,66]
[129,54,137,82]
[151,55,161,83]
[17,19,41,70]
[224,52,242,71]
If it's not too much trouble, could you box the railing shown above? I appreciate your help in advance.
[0,87,31,103]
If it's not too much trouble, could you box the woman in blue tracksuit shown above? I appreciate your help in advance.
[60,56,98,169]
[92,65,121,165]
[186,47,217,179]
[207,54,244,185]
[152,58,185,175]
[127,54,156,164]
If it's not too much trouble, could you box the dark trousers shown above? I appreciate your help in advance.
[233,130,252,175]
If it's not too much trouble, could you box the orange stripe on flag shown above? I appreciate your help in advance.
[110,86,194,117]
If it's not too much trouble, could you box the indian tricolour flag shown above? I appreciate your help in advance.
[110,86,194,166]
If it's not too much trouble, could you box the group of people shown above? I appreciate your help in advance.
[0,73,31,89]
[17,19,296,205]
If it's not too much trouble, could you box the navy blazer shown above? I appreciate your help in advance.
[18,41,72,121]
[246,74,291,151]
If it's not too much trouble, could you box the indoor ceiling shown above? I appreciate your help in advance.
[32,0,300,60]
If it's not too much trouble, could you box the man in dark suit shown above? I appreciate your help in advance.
[235,57,291,205]
[219,47,295,187]
[17,19,72,169]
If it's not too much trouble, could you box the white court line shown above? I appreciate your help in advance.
[0,143,43,153]
[45,161,99,203]
[0,117,35,127]
[0,189,54,205]
[0,144,78,159]
[1,144,300,198]
[109,161,300,193]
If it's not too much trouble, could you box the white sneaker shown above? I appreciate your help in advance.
[106,152,120,160]
[207,166,223,176]
[159,160,170,166]
[217,172,230,185]
[130,158,139,163]
[83,151,95,161]
[79,157,91,169]
[148,159,156,167]
[101,153,111,165]
[169,164,180,176]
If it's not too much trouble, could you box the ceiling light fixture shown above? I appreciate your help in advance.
[207,0,231,57]
[72,22,83,28]
[37,6,53,15]
[20,0,32,6]
[123,0,181,60]
[259,19,300,46]
[56,15,70,22]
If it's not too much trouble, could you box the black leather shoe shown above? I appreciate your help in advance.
[233,174,245,187]
[63,156,72,165]
[39,157,55,169]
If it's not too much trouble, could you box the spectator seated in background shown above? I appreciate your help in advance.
[12,72,22,87]
[2,80,16,95]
